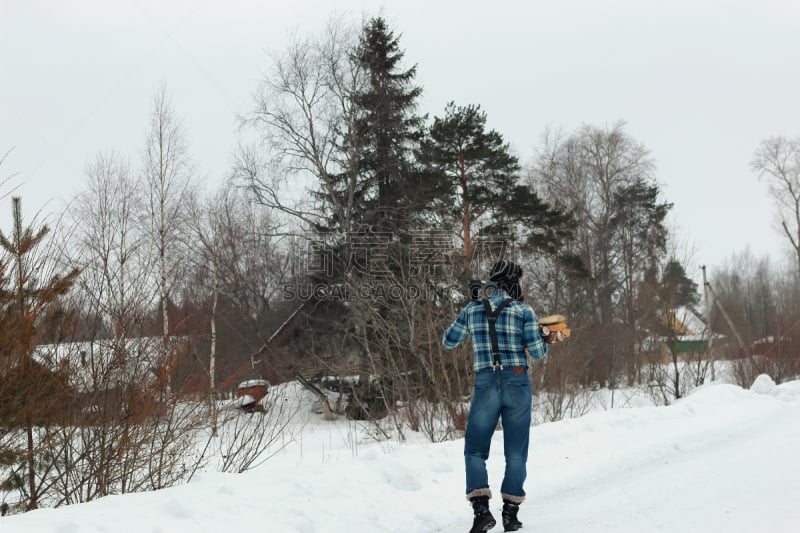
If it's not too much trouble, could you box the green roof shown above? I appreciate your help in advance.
[667,339,709,354]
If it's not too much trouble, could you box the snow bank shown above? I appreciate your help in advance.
[2,379,799,532]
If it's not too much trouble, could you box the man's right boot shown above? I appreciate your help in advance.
[469,495,497,532]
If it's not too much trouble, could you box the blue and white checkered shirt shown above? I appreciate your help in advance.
[442,290,548,371]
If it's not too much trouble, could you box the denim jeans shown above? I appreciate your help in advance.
[464,366,532,499]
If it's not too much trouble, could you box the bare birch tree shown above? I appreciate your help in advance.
[32,151,208,509]
[239,16,366,235]
[752,136,800,279]
[73,152,155,342]
[530,123,672,388]
[143,84,193,391]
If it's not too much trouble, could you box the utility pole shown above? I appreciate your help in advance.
[701,265,715,380]
[701,265,747,361]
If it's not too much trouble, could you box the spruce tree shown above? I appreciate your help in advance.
[308,18,430,289]
[307,19,431,414]
[348,17,425,233]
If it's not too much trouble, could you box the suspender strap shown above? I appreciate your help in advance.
[482,298,513,368]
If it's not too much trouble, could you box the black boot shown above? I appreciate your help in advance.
[469,496,497,532]
[501,500,522,532]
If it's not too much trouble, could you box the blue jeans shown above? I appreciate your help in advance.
[464,366,532,500]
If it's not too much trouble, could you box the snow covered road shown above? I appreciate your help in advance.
[3,379,799,532]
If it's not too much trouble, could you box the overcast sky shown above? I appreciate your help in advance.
[2,0,799,282]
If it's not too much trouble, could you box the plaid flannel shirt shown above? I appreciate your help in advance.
[442,290,548,372]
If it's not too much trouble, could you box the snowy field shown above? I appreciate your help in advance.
[2,375,799,532]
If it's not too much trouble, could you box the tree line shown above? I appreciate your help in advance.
[1,14,799,514]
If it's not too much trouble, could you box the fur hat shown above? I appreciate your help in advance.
[489,260,523,300]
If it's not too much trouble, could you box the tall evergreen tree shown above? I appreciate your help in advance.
[418,102,518,264]
[611,179,672,327]
[347,17,425,233]
[419,102,576,274]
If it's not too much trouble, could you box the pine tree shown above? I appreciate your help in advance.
[418,103,517,263]
[611,179,673,327]
[419,102,576,274]
[0,197,80,510]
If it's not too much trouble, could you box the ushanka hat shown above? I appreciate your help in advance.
[489,260,523,300]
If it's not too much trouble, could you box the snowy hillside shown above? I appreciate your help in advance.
[3,377,799,533]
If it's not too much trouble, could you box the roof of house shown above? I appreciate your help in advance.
[33,336,186,393]
[665,306,710,340]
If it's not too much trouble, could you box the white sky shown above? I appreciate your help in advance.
[2,0,800,281]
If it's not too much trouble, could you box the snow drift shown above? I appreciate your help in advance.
[3,378,799,532]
